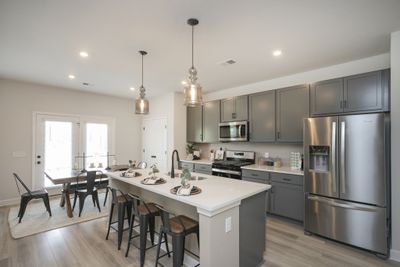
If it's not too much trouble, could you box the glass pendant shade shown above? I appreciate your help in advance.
[135,97,149,114]
[183,18,203,107]
[183,80,203,107]
[134,50,149,115]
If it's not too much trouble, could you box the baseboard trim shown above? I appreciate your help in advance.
[390,249,400,262]
[0,198,19,207]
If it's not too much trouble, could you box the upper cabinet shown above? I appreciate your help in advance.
[311,69,390,116]
[249,90,276,142]
[221,95,248,122]
[276,85,309,142]
[187,106,203,143]
[310,78,343,115]
[203,100,220,143]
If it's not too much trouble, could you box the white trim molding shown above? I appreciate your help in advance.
[390,249,400,262]
[0,197,20,207]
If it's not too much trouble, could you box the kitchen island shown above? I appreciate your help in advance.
[107,169,270,267]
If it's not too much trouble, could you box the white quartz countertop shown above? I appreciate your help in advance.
[180,159,213,165]
[107,169,270,216]
[241,164,304,176]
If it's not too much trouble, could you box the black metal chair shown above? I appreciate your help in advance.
[155,205,199,267]
[72,170,101,217]
[125,193,169,267]
[94,172,110,206]
[13,173,52,223]
[105,187,133,250]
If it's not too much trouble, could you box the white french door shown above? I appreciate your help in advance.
[142,117,167,172]
[34,113,115,190]
[34,114,80,189]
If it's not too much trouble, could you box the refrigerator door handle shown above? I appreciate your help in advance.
[331,121,337,193]
[307,195,378,212]
[340,121,346,194]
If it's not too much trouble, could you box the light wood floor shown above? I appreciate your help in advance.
[0,206,399,267]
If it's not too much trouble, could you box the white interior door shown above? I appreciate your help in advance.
[142,118,167,171]
[34,114,80,190]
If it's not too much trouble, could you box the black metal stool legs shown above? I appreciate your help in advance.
[105,202,115,240]
[139,215,148,267]
[172,234,185,267]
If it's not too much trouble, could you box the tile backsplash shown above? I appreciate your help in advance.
[195,142,303,166]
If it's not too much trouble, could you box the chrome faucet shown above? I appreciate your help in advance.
[171,149,180,178]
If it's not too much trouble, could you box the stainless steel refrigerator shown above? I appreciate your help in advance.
[303,113,390,256]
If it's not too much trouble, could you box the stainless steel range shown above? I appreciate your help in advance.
[212,150,255,179]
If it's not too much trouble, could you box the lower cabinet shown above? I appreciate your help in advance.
[194,163,212,175]
[270,181,304,222]
[180,162,194,171]
[242,177,271,213]
[242,170,304,221]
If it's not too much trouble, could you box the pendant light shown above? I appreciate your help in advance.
[183,18,203,107]
[135,50,149,114]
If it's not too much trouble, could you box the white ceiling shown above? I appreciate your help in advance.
[0,0,400,98]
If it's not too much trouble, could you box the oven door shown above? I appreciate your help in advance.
[212,168,242,179]
[219,121,248,141]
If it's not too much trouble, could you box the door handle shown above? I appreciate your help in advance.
[331,121,337,193]
[37,161,41,165]
[340,121,346,194]
[307,195,377,212]
[151,155,156,158]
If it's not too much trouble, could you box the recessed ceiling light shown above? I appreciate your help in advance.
[68,74,75,79]
[79,51,89,58]
[273,50,282,57]
[130,87,135,91]
[181,80,187,85]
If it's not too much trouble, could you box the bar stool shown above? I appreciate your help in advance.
[105,187,133,250]
[155,205,200,267]
[125,193,170,267]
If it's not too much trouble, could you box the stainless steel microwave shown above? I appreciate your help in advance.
[219,121,248,142]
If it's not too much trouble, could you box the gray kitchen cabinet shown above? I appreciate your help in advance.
[310,78,343,116]
[194,163,212,175]
[242,172,271,213]
[203,100,220,143]
[249,90,276,142]
[187,106,203,143]
[276,85,309,142]
[180,161,194,171]
[344,70,389,112]
[221,95,248,122]
[311,69,390,116]
[270,181,304,221]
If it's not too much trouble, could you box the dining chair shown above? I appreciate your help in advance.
[137,161,148,169]
[13,173,52,223]
[155,204,199,267]
[93,172,110,206]
[72,170,101,217]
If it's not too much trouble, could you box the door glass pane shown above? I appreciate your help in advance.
[44,121,73,187]
[86,123,108,169]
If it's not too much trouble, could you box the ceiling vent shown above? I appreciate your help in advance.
[219,59,237,66]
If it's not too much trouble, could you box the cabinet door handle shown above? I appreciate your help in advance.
[343,100,347,109]
[283,178,291,182]
[277,132,281,139]
[340,101,343,109]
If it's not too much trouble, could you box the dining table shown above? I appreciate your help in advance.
[46,165,129,217]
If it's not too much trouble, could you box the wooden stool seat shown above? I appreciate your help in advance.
[137,203,159,216]
[170,215,199,234]
[116,194,132,203]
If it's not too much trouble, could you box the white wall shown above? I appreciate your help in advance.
[146,92,186,170]
[0,79,142,205]
[390,31,400,261]
[204,53,390,101]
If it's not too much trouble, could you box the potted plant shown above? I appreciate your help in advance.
[180,168,191,188]
[186,143,194,160]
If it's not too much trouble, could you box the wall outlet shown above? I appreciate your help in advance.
[225,216,232,233]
